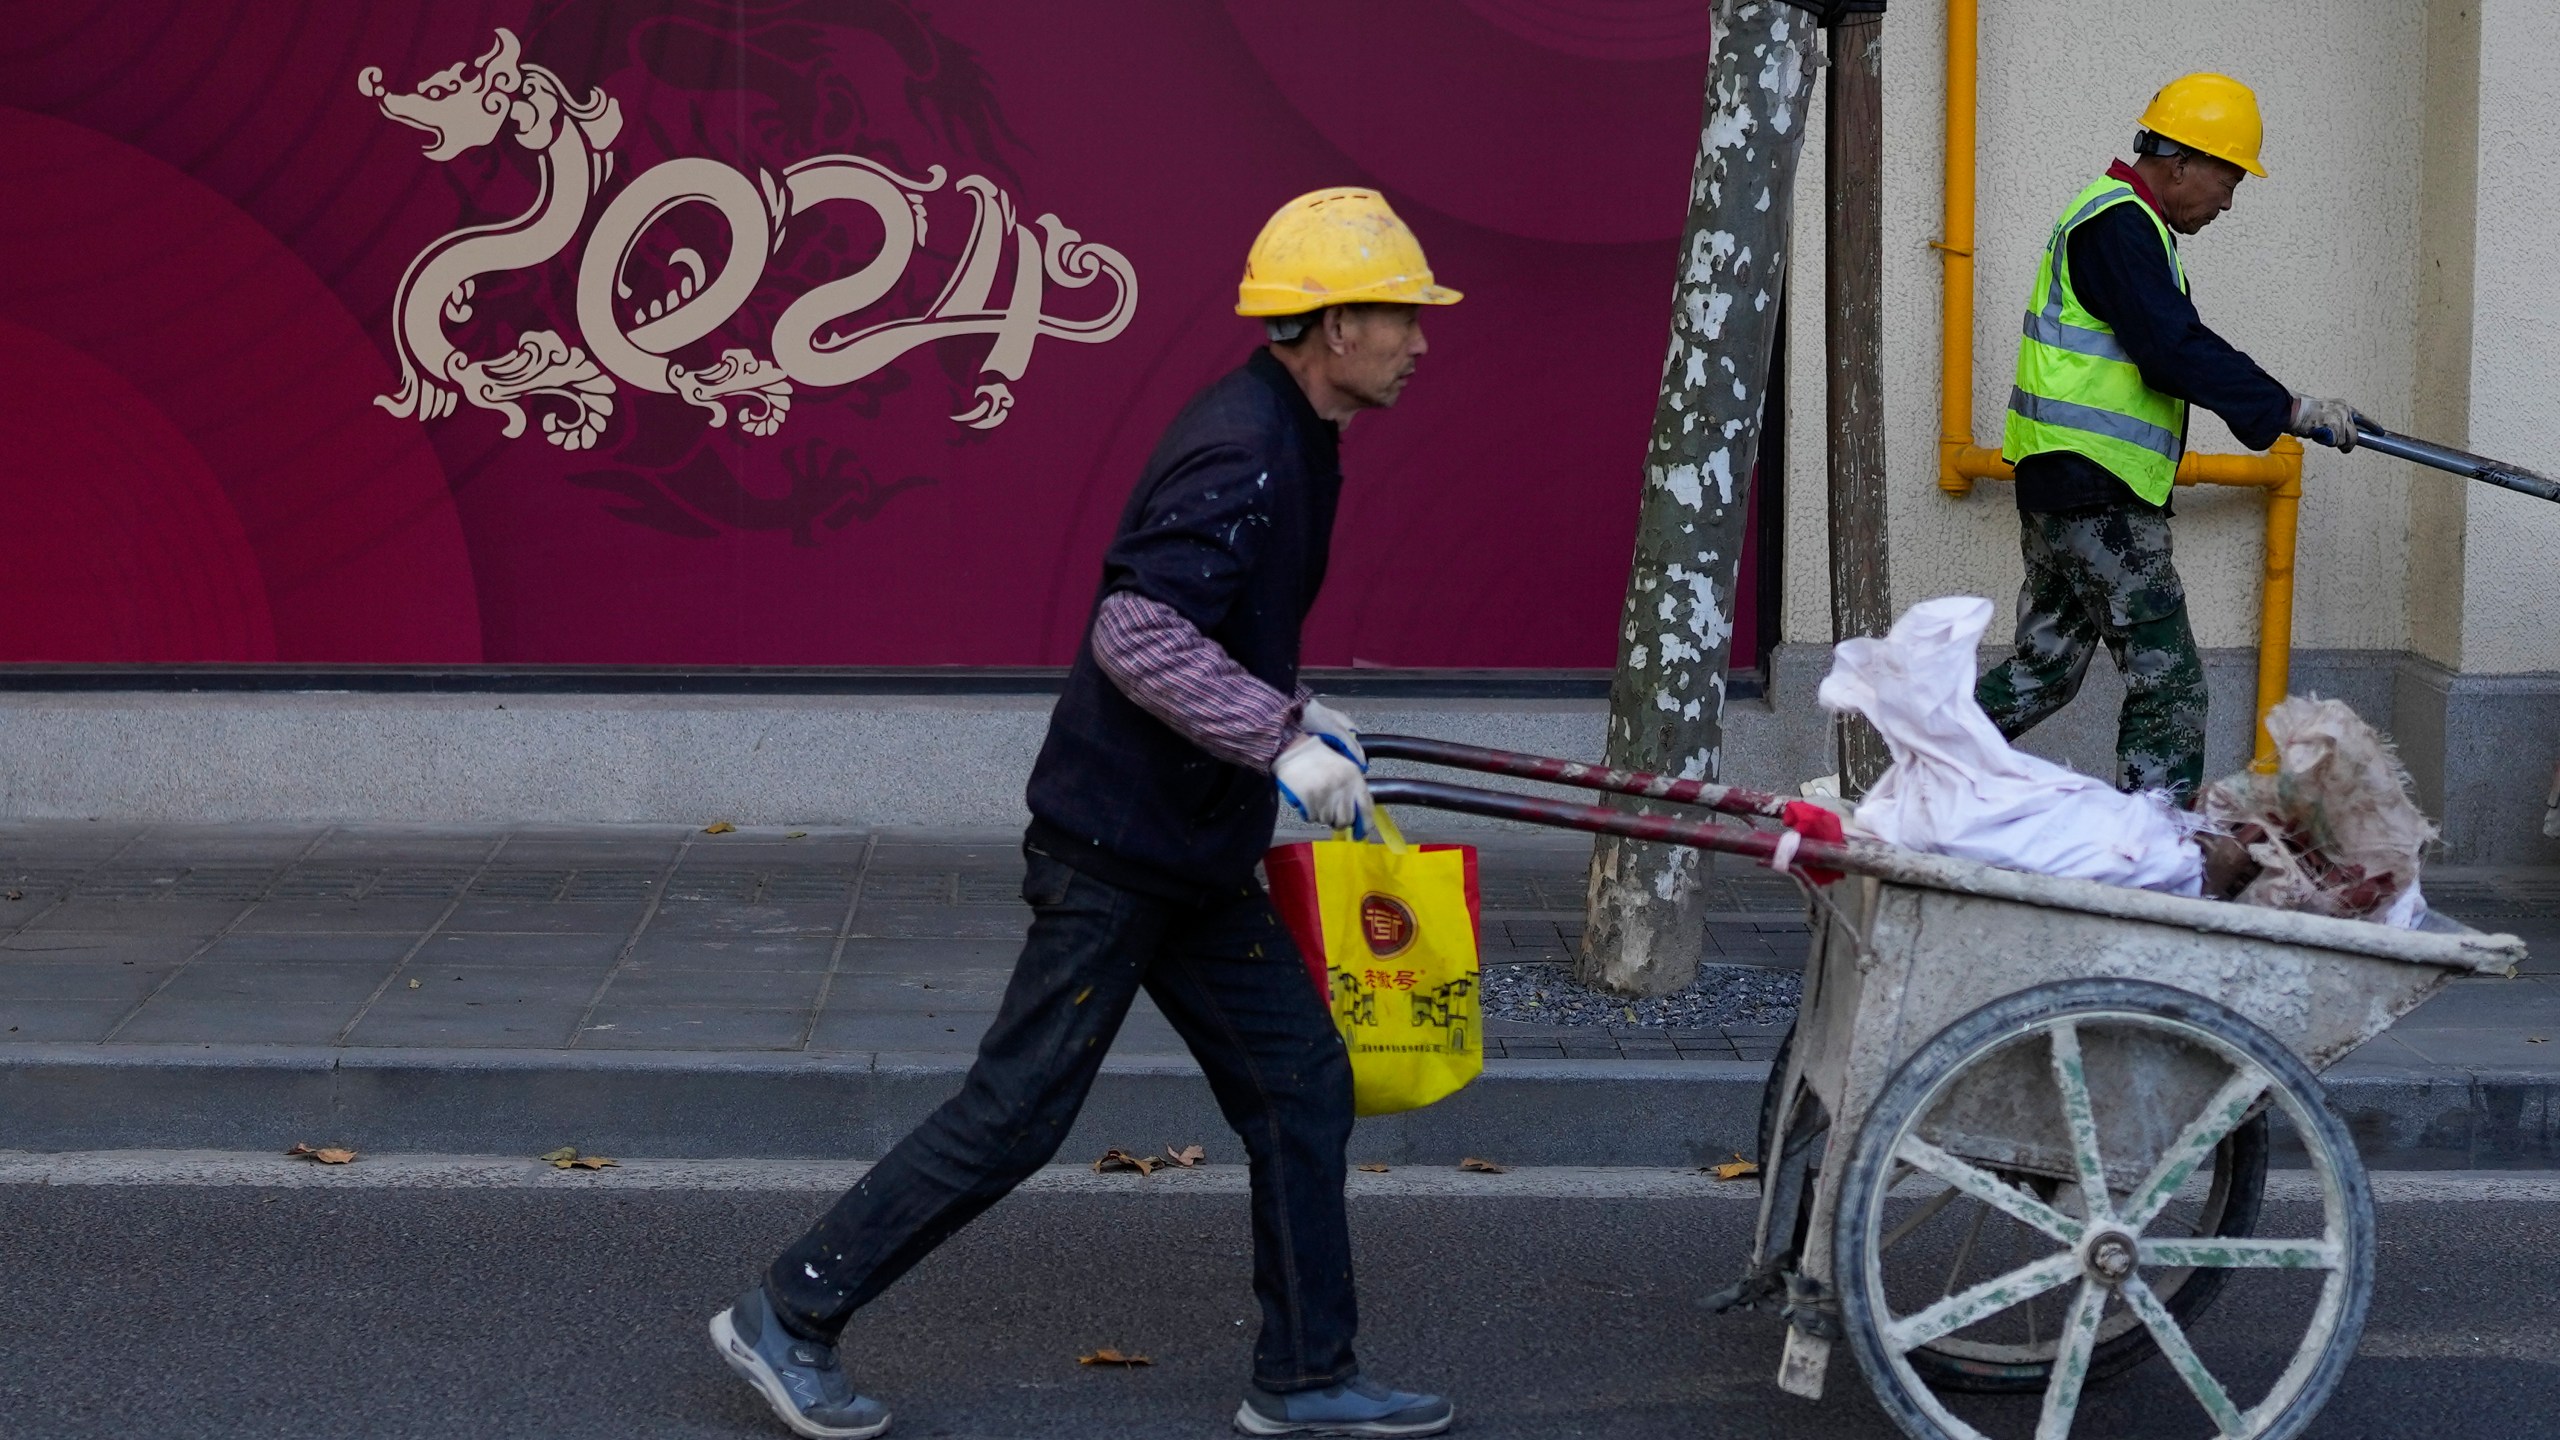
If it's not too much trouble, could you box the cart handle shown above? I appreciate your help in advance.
[1367,776,1871,880]
[1361,734,1792,820]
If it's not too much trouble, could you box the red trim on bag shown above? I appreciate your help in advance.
[1263,842,1328,998]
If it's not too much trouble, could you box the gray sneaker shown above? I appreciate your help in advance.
[1234,1375,1454,1437]
[708,1286,892,1440]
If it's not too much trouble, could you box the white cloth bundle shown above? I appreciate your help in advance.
[1818,596,2203,895]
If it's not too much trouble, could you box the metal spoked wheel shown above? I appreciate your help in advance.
[1834,979,2374,1440]
[1756,1019,1799,1168]
[1905,1111,2268,1395]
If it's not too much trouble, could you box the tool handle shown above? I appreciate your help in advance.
[2352,416,2560,504]
[1360,733,1792,819]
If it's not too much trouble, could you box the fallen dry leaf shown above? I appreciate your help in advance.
[538,1147,578,1163]
[1077,1348,1152,1367]
[4,889,21,901]
[786,830,810,839]
[566,1155,619,1170]
[1357,1163,1391,1173]
[2532,1036,2550,1045]
[1164,1144,1206,1169]
[1710,1154,1761,1182]
[288,1143,356,1165]
[1093,1148,1157,1176]
[702,820,737,835]
[1458,1157,1507,1174]
[408,978,421,989]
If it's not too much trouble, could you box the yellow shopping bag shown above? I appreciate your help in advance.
[1264,809,1482,1116]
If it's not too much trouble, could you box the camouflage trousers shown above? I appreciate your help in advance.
[1974,504,2208,800]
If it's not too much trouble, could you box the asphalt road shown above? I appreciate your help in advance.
[1,1173,2553,1439]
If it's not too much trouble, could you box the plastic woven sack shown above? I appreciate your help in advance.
[2198,696,2435,927]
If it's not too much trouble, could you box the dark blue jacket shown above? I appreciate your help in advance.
[2015,198,2294,513]
[1024,349,1342,901]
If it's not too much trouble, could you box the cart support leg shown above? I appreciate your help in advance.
[1779,1328,1834,1399]
[1779,1153,1852,1401]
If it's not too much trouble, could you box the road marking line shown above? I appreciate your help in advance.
[3,1152,2559,1201]
[2356,1329,2560,1361]
[2277,1171,2560,1204]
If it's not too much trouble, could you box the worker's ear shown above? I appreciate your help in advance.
[1322,306,1354,355]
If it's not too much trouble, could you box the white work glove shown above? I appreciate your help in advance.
[1298,698,1366,768]
[2288,393,2359,453]
[1273,734,1375,837]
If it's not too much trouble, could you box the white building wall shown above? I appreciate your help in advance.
[2452,0,2560,674]
[1780,0,2426,656]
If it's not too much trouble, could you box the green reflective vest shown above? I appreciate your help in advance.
[2002,175,2189,505]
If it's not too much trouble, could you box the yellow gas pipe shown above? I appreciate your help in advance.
[1933,0,2298,772]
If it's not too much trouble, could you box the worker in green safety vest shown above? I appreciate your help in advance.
[1976,73,2360,802]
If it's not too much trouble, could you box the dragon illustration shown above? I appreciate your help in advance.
[359,29,625,448]
[358,16,1138,518]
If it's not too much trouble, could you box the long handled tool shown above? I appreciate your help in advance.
[2334,415,2560,504]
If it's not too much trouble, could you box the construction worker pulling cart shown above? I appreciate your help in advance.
[708,189,1458,1440]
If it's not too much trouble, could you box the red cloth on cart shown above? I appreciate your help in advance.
[1780,801,1847,886]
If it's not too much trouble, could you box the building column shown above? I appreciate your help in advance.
[2398,0,2560,860]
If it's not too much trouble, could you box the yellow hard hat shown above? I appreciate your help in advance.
[1235,187,1463,317]
[2138,73,2267,178]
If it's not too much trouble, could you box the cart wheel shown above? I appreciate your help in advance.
[1908,1111,2267,1395]
[1756,1019,1797,1168]
[1834,979,2372,1440]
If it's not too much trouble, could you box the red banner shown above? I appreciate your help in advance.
[0,2,1743,668]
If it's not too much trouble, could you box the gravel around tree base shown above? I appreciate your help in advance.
[1480,961,1801,1030]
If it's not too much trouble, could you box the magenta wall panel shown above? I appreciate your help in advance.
[0,2,1744,668]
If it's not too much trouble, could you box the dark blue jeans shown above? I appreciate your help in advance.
[765,845,1361,1393]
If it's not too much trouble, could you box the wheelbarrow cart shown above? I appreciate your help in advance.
[1358,734,2525,1440]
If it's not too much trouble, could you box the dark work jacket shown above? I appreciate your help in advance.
[1024,349,1342,902]
[2015,164,2295,513]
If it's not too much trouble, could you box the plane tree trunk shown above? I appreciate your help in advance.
[1580,0,1825,996]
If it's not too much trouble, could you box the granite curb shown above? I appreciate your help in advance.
[3,1043,2552,1171]
[0,1044,1765,1167]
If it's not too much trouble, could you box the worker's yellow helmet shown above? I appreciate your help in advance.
[1235,188,1463,318]
[2138,73,2267,178]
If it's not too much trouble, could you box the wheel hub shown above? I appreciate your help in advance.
[2083,1229,2138,1286]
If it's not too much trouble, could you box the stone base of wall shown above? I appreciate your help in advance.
[1,648,2551,860]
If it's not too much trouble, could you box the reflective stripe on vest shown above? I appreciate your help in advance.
[2001,176,2190,504]
[2007,388,2183,457]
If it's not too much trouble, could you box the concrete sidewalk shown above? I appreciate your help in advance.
[0,821,2552,1167]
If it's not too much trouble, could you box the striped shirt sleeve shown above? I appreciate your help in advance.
[1090,590,1304,773]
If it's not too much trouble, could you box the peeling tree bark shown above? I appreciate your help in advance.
[1581,1,1824,997]
[1827,15,1894,797]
